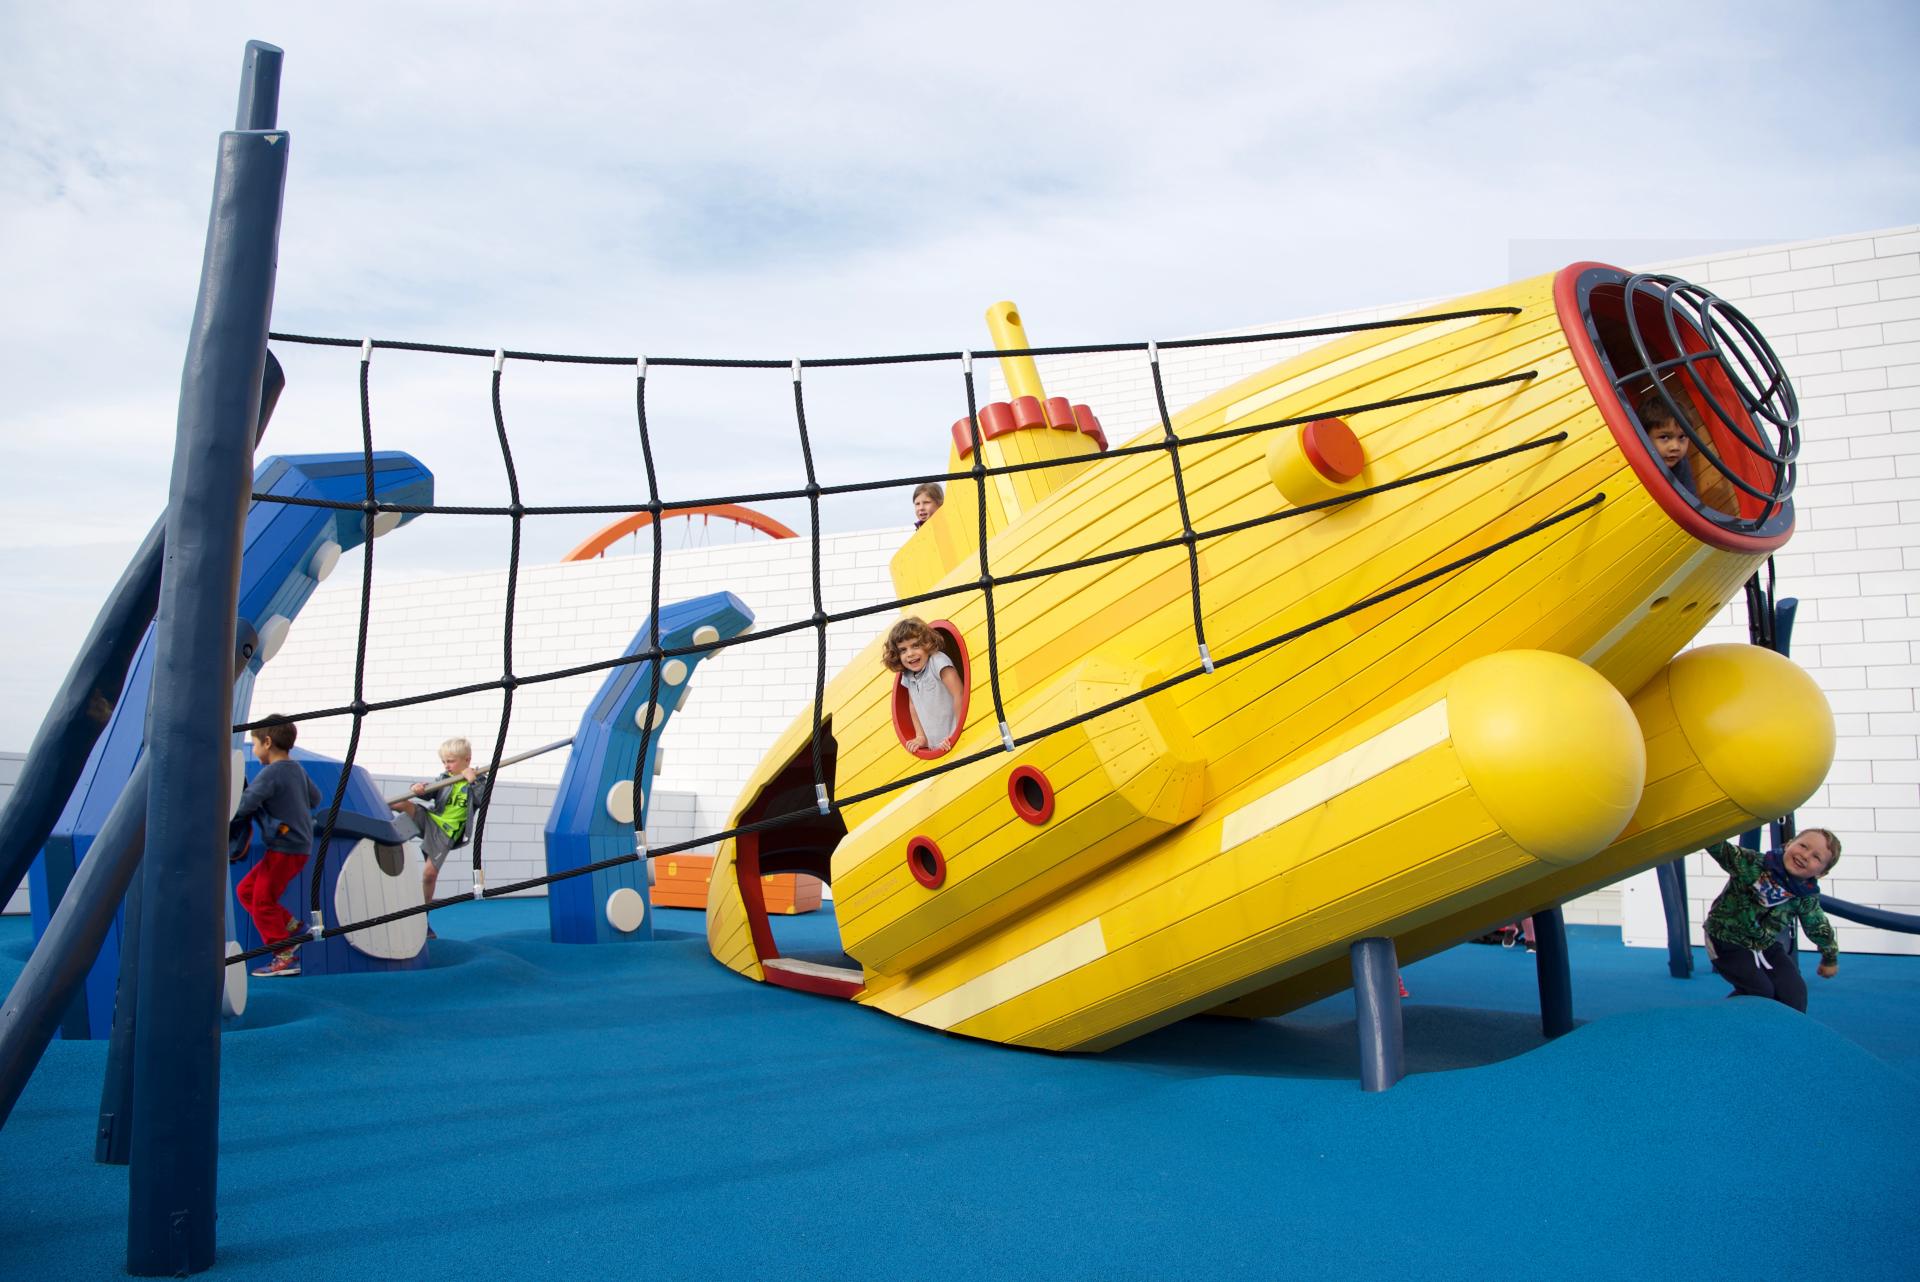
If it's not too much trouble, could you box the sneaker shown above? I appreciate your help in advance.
[252,948,301,978]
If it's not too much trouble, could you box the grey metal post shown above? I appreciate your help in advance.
[126,124,287,1277]
[1533,906,1573,1038]
[1350,936,1404,1092]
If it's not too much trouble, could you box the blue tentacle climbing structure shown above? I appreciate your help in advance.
[28,452,432,1037]
[545,592,753,944]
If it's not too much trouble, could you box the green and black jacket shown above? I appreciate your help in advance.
[1703,841,1839,966]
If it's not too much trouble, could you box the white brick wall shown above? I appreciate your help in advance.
[995,227,1920,955]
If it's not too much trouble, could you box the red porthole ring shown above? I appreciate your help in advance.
[889,620,973,760]
[907,835,947,888]
[1008,765,1055,825]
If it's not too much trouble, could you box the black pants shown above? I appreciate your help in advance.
[1707,937,1808,1012]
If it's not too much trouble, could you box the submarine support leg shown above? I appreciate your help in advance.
[1655,859,1693,979]
[1533,907,1573,1039]
[1350,937,1404,1092]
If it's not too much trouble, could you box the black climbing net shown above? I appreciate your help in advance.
[227,302,1600,965]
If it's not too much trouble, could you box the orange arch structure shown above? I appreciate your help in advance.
[562,503,799,562]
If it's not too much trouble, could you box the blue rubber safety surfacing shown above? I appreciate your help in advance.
[3,908,1916,1280]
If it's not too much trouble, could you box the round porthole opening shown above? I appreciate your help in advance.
[907,836,946,888]
[1008,765,1055,825]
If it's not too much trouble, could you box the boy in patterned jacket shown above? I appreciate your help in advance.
[1703,828,1841,1013]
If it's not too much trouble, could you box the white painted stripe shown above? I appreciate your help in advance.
[1218,700,1450,853]
[1579,545,1715,666]
[1224,314,1491,425]
[903,918,1108,1031]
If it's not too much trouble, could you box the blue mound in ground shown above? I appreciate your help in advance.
[3,904,1916,1280]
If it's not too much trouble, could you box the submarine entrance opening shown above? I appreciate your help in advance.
[733,724,861,998]
[1563,264,1797,550]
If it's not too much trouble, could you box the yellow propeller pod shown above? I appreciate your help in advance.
[1446,650,1646,865]
[1660,643,1834,819]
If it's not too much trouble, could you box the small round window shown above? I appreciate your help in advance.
[889,620,971,759]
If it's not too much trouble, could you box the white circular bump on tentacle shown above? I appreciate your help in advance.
[309,540,342,582]
[606,887,646,933]
[255,614,293,667]
[661,658,689,686]
[605,779,636,825]
[633,701,665,731]
[691,625,719,646]
[368,509,403,538]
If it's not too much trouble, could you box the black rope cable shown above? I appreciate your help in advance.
[1148,343,1212,672]
[244,370,1542,522]
[225,486,1603,966]
[630,358,667,846]
[264,304,1521,370]
[961,354,1014,752]
[306,343,379,920]
[470,351,526,878]
[233,427,1567,736]
[236,305,1547,957]
[791,361,834,815]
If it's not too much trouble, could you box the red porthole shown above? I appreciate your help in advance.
[1008,765,1055,825]
[889,620,972,760]
[907,835,946,888]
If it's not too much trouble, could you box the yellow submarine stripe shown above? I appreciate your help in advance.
[897,917,1108,1030]
[1578,544,1716,666]
[1218,700,1450,852]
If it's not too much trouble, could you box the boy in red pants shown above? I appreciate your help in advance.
[232,718,320,977]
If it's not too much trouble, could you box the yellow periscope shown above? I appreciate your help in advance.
[706,264,1833,1051]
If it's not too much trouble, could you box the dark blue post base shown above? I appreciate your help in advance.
[1533,907,1573,1039]
[1655,859,1693,979]
[1350,937,1404,1092]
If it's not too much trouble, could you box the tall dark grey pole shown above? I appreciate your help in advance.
[127,124,287,1277]
[235,41,283,131]
[1533,906,1573,1038]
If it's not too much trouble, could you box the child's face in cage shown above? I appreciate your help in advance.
[1649,422,1691,471]
[897,639,931,673]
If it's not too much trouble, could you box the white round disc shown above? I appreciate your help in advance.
[255,614,293,667]
[309,540,342,582]
[229,748,248,820]
[222,940,248,1018]
[606,887,646,933]
[691,625,720,646]
[333,838,428,960]
[632,701,665,731]
[605,778,636,825]
[661,658,689,686]
[369,509,403,538]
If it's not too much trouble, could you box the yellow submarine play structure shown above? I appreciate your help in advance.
[705,262,1834,1052]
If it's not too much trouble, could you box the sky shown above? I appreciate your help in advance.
[2,0,1917,746]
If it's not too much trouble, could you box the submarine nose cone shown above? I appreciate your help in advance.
[1447,650,1646,866]
[1663,643,1834,820]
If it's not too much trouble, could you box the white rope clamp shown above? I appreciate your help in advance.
[1148,340,1160,365]
[471,868,486,896]
[636,354,647,379]
[815,783,831,816]
[1199,643,1215,675]
[792,358,803,383]
[636,828,649,859]
[359,337,372,364]
[961,350,973,376]
[308,909,325,941]
[493,349,506,373]
[999,721,1016,753]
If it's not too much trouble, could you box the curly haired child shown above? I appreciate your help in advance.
[883,617,964,753]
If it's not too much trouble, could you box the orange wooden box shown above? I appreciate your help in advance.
[651,854,822,915]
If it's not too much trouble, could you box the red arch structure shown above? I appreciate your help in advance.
[562,503,799,561]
